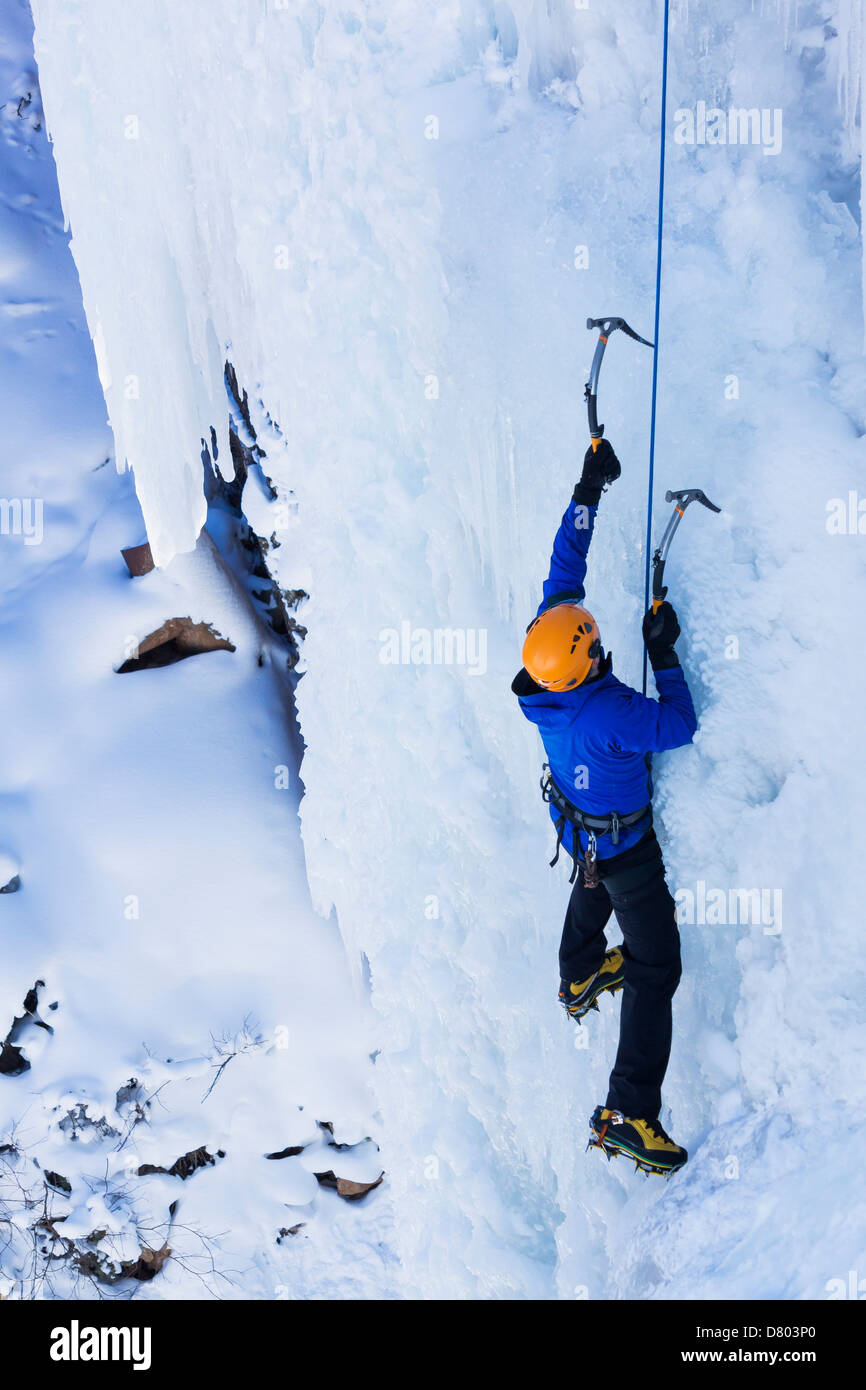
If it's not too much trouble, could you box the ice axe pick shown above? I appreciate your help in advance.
[651,488,721,614]
[585,316,654,453]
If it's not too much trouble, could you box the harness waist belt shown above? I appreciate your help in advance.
[540,764,652,883]
[541,765,650,840]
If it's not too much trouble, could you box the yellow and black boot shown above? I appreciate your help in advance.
[558,947,624,1022]
[588,1106,688,1177]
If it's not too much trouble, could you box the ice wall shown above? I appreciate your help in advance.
[29,0,866,1297]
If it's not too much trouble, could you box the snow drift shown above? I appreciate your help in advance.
[0,0,387,1300]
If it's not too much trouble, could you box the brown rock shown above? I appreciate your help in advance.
[137,1145,222,1180]
[335,1174,384,1200]
[121,542,155,577]
[117,618,236,673]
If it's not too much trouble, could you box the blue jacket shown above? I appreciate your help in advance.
[513,495,697,861]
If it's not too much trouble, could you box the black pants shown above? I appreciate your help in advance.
[559,830,681,1121]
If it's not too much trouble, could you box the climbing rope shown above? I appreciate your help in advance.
[642,0,671,696]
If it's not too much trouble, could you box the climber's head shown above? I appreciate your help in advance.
[522,601,601,692]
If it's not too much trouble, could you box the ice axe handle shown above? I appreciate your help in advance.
[651,564,668,615]
[585,376,603,452]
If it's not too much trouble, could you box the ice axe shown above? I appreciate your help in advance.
[651,488,721,614]
[585,316,654,452]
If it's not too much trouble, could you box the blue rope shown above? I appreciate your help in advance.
[642,0,671,696]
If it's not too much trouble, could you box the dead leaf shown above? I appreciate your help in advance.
[123,1242,171,1282]
[314,1170,384,1201]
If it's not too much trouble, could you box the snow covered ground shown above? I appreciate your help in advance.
[0,0,390,1300]
[2,0,864,1298]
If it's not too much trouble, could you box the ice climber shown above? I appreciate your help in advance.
[512,438,696,1176]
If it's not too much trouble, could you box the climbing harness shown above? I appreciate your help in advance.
[540,765,651,888]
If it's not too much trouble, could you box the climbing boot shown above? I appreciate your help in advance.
[558,947,624,1022]
[588,1105,688,1177]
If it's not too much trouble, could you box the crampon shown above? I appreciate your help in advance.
[587,1106,688,1178]
[559,946,624,1022]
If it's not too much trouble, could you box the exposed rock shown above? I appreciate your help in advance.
[317,1119,367,1152]
[115,1078,143,1108]
[0,980,53,1077]
[74,1239,171,1285]
[0,1038,27,1076]
[120,541,154,576]
[57,1101,118,1142]
[265,1145,306,1160]
[138,1145,224,1180]
[116,617,236,673]
[0,851,20,894]
[43,1170,71,1195]
[276,1223,305,1242]
[202,362,307,666]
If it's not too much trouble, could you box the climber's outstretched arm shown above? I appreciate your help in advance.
[539,438,620,613]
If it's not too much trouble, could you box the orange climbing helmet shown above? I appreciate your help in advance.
[522,602,600,692]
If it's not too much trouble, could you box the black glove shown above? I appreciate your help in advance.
[642,600,681,671]
[573,438,621,507]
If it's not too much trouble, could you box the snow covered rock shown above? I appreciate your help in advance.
[0,853,20,894]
